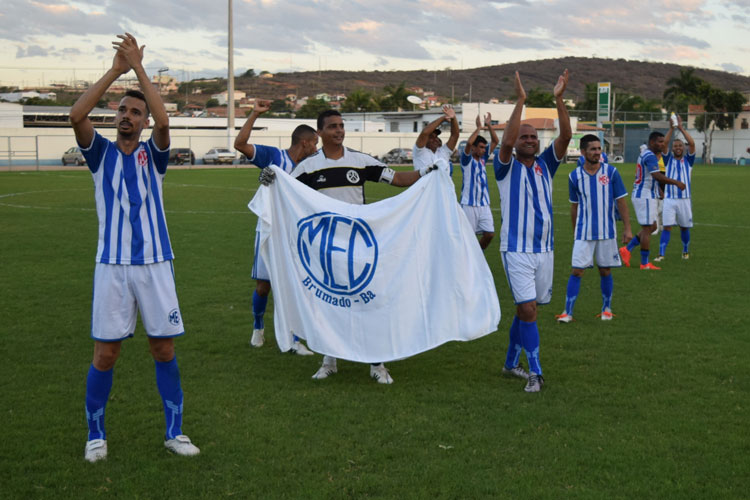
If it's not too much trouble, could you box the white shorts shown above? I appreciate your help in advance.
[572,239,621,269]
[501,251,554,305]
[632,197,658,226]
[662,198,693,228]
[91,261,184,341]
[461,205,495,234]
[251,228,270,281]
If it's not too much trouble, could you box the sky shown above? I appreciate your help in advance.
[1,0,749,88]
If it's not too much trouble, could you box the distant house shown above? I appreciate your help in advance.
[315,93,331,102]
[0,91,57,102]
[259,72,274,79]
[286,94,297,102]
[211,90,247,106]
[151,75,179,95]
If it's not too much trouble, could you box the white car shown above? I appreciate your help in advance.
[203,148,235,164]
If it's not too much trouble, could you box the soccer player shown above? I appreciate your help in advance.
[70,33,199,462]
[260,110,439,384]
[493,70,571,393]
[619,131,685,269]
[234,99,318,354]
[459,113,499,249]
[556,134,633,323]
[412,104,459,171]
[654,114,696,261]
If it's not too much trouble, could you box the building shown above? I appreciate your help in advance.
[211,90,247,106]
[0,91,57,103]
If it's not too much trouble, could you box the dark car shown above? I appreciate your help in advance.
[61,147,86,166]
[381,148,413,164]
[169,148,195,165]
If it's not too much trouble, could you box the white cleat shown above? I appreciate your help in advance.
[312,356,337,380]
[600,309,614,321]
[289,340,314,356]
[370,363,394,384]
[502,365,530,380]
[250,328,264,348]
[164,435,200,456]
[653,255,665,262]
[555,312,573,323]
[84,439,107,463]
[524,373,545,393]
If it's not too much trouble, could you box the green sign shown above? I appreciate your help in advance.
[597,82,611,123]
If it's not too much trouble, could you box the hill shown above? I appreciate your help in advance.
[231,57,750,104]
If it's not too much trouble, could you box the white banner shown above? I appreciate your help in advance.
[248,166,501,363]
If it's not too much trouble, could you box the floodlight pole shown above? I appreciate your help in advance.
[227,0,235,152]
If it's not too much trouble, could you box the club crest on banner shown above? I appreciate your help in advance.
[297,212,379,307]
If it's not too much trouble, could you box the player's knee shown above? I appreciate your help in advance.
[256,280,271,296]
[93,342,121,370]
[517,302,537,322]
[148,338,175,362]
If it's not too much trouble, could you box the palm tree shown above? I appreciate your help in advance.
[663,68,703,113]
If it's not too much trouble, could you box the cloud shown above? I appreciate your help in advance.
[0,0,121,40]
[16,44,48,58]
[720,62,744,73]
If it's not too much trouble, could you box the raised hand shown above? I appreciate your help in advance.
[553,69,569,98]
[254,99,271,114]
[484,112,492,128]
[514,71,526,101]
[443,104,456,120]
[475,114,482,130]
[113,33,145,71]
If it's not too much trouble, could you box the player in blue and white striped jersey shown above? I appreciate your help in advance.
[72,33,198,463]
[459,113,499,249]
[234,100,319,353]
[556,135,632,323]
[494,70,572,393]
[654,114,696,261]
[619,131,686,270]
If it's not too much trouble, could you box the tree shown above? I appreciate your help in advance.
[378,82,409,111]
[296,98,331,118]
[663,68,703,113]
[692,83,744,163]
[575,82,599,120]
[341,88,379,113]
[525,87,555,108]
[205,98,219,108]
[241,69,256,78]
[269,99,291,113]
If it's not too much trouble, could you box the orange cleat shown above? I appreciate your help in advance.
[619,246,631,267]
[640,262,661,270]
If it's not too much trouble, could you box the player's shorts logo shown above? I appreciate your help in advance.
[346,170,360,184]
[137,148,148,168]
[168,308,181,326]
[598,175,610,185]
[297,212,378,295]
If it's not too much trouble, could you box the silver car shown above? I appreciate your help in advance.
[203,148,236,165]
[61,147,86,166]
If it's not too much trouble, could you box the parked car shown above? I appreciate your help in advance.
[61,147,86,166]
[381,148,413,164]
[203,147,235,164]
[169,148,195,165]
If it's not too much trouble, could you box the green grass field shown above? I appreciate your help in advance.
[2,163,749,498]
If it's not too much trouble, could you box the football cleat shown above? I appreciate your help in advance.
[312,356,337,380]
[289,340,314,356]
[164,435,200,456]
[502,365,529,380]
[653,255,665,262]
[640,262,661,270]
[524,373,545,393]
[84,439,107,463]
[555,312,573,323]
[250,329,264,347]
[619,246,631,267]
[682,252,690,260]
[598,309,614,321]
[370,363,394,384]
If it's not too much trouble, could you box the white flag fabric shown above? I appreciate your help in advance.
[248,165,501,363]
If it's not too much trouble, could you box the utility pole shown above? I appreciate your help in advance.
[227,0,235,151]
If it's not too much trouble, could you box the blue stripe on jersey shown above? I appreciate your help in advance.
[665,153,695,199]
[141,167,158,263]
[570,164,626,240]
[115,170,125,265]
[124,151,145,265]
[149,158,172,261]
[506,164,523,252]
[101,145,116,262]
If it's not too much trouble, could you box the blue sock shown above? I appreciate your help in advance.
[564,275,581,316]
[626,235,640,252]
[85,365,113,441]
[659,230,671,256]
[503,316,523,370]
[681,229,691,252]
[155,357,183,440]
[519,320,542,375]
[252,290,268,330]
[640,249,650,266]
[600,274,613,311]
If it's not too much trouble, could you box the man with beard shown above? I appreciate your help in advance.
[70,33,199,462]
